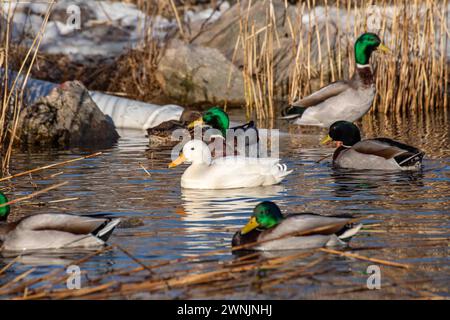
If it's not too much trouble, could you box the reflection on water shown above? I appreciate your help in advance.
[0,112,449,299]
[181,185,286,217]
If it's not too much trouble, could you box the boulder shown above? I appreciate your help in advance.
[156,40,245,106]
[18,80,119,147]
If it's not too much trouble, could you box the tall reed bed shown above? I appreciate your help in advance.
[0,1,54,174]
[238,0,277,120]
[237,0,448,119]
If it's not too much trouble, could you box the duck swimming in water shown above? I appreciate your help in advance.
[322,121,424,171]
[168,140,291,189]
[0,192,120,252]
[147,109,202,146]
[232,201,362,251]
[188,107,259,157]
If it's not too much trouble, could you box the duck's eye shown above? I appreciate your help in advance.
[191,147,195,151]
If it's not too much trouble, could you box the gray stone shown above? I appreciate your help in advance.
[18,80,119,147]
[156,40,245,106]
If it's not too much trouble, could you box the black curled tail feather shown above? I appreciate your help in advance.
[280,105,307,119]
[92,218,121,242]
[230,121,260,143]
[395,151,425,167]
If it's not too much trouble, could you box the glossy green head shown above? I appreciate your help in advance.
[0,192,10,221]
[241,201,284,235]
[203,107,230,136]
[328,121,362,147]
[354,33,384,65]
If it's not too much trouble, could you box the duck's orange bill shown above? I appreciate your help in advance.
[187,118,204,129]
[241,216,259,235]
[168,153,186,168]
[377,43,390,54]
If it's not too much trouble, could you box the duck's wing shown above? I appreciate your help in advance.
[280,81,351,119]
[0,222,19,241]
[146,120,184,135]
[228,121,260,155]
[17,214,120,240]
[261,214,356,241]
[353,138,424,166]
[230,121,258,132]
[208,157,286,187]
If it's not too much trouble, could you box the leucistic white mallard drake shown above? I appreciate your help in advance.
[168,140,291,189]
[188,106,259,157]
[0,192,120,252]
[281,33,389,127]
[322,121,425,171]
[147,110,202,146]
[232,201,362,251]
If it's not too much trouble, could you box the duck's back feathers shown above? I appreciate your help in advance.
[232,213,361,251]
[280,66,376,127]
[182,157,292,189]
[337,138,425,169]
[292,81,351,108]
[353,138,421,159]
[229,121,260,145]
[17,214,115,234]
[260,213,355,240]
[1,214,120,252]
[280,81,351,120]
[147,110,202,146]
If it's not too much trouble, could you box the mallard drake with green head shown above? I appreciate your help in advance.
[322,121,424,171]
[232,201,362,251]
[281,33,389,127]
[0,192,120,252]
[188,107,260,157]
[147,109,202,146]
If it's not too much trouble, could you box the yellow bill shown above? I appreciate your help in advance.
[187,118,204,129]
[321,135,333,145]
[241,216,259,235]
[168,153,186,168]
[377,43,390,54]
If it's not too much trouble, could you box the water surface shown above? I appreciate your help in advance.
[1,112,449,299]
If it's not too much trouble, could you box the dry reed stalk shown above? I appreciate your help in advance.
[1,246,114,299]
[239,0,279,120]
[0,255,20,276]
[0,267,36,291]
[114,244,155,276]
[0,181,68,209]
[0,152,102,182]
[169,0,186,40]
[138,162,151,176]
[319,248,411,269]
[0,1,54,173]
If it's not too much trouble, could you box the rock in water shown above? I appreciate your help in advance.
[18,81,119,147]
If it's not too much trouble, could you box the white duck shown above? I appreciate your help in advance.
[168,140,292,189]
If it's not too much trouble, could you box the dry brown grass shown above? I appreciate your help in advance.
[238,0,449,119]
[0,0,55,174]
